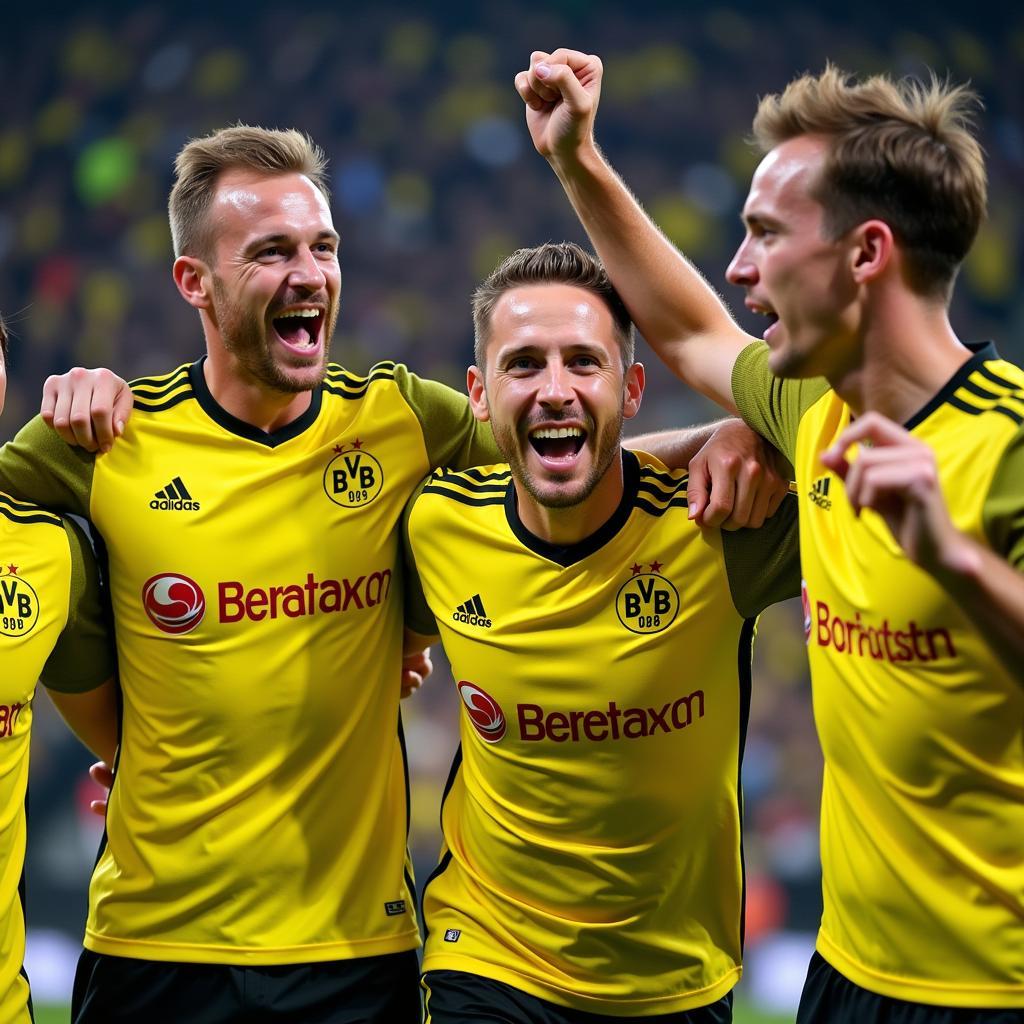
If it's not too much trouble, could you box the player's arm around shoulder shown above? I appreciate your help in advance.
[391,363,499,471]
[42,517,118,762]
[515,47,754,410]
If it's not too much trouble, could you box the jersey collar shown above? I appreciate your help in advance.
[504,448,641,567]
[188,356,324,447]
[903,341,999,431]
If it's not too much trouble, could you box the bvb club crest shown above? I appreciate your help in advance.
[0,565,40,637]
[616,560,680,635]
[323,439,384,509]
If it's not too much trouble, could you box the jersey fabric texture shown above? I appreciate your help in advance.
[0,495,112,1024]
[0,358,497,967]
[404,449,799,1016]
[733,340,1024,1009]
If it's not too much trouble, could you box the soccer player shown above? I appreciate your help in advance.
[0,315,117,1024]
[0,125,787,1023]
[404,242,800,1022]
[516,50,1024,1022]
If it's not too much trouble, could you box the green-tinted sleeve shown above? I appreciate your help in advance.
[731,342,831,465]
[393,364,500,470]
[720,492,801,618]
[0,415,94,516]
[982,426,1024,570]
[41,518,115,693]
[400,479,442,637]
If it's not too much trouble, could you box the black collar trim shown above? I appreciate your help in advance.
[504,449,640,567]
[904,341,999,431]
[188,357,324,448]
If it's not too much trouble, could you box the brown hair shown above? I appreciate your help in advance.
[472,242,635,367]
[169,125,330,259]
[752,64,987,297]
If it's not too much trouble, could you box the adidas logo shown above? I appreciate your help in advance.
[453,594,492,628]
[150,477,201,511]
[808,476,832,511]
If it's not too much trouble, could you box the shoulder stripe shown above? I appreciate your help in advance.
[323,362,398,399]
[131,364,191,395]
[977,363,1024,394]
[636,494,690,518]
[419,490,506,508]
[949,391,1024,424]
[132,364,195,412]
[0,494,63,527]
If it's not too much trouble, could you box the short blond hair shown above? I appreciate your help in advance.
[169,125,330,259]
[753,65,986,297]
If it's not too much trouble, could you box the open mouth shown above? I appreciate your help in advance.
[272,308,324,352]
[528,426,586,463]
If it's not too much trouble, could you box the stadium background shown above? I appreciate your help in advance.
[1,2,1019,1020]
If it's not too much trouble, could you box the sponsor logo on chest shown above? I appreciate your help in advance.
[141,570,392,634]
[456,680,705,745]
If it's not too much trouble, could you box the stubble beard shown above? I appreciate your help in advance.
[492,407,625,511]
[212,278,336,395]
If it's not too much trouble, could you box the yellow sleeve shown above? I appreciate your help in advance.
[982,426,1024,570]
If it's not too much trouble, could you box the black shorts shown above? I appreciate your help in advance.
[797,951,1023,1024]
[71,947,421,1024]
[422,970,733,1024]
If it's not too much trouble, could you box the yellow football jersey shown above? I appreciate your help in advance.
[0,494,112,1024]
[404,450,799,1016]
[0,358,497,965]
[734,341,1024,1007]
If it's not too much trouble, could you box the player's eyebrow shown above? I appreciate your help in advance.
[245,229,340,252]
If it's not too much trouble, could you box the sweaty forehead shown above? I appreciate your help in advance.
[211,170,333,234]
[745,136,828,216]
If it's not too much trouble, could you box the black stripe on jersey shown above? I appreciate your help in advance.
[735,617,755,951]
[422,488,506,508]
[635,495,690,518]
[976,362,1024,395]
[133,390,195,414]
[421,469,509,505]
[131,364,191,393]
[0,495,62,527]
[322,363,398,399]
[420,745,463,943]
[904,341,998,430]
[948,393,1024,426]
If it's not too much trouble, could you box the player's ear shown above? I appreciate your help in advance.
[467,365,490,422]
[849,220,893,285]
[173,256,214,310]
[622,362,644,420]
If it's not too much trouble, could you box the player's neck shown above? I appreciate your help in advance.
[829,295,972,424]
[202,356,313,433]
[515,454,626,547]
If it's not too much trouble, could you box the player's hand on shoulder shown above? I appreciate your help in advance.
[687,419,791,531]
[514,48,603,163]
[41,366,134,453]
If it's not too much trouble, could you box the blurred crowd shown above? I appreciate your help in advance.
[4,0,1021,1003]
